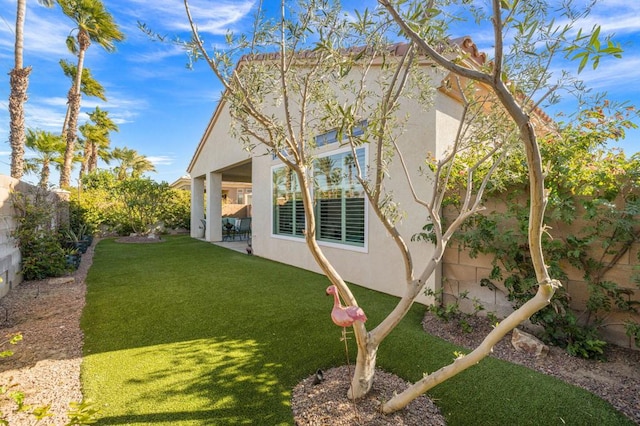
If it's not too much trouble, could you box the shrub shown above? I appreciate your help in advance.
[11,190,71,281]
[160,189,191,230]
[73,171,191,235]
[440,103,640,357]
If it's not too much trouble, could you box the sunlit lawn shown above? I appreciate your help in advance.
[80,235,633,425]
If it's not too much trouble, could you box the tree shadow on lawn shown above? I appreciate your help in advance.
[83,238,353,424]
[82,237,633,425]
[90,337,301,424]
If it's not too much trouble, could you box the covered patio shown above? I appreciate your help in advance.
[190,160,252,243]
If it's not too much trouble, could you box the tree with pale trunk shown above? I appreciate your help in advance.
[9,0,55,179]
[57,0,124,188]
[182,0,623,415]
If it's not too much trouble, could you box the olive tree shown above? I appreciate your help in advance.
[182,0,622,413]
[115,177,171,235]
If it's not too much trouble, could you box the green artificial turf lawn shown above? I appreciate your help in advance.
[81,236,633,425]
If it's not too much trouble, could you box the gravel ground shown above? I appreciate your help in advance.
[0,239,638,425]
[292,366,446,425]
[0,240,94,425]
[422,313,640,425]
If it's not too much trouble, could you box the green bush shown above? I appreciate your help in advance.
[160,189,191,230]
[73,171,191,235]
[12,190,72,281]
[71,170,122,235]
[439,102,640,357]
[21,233,69,280]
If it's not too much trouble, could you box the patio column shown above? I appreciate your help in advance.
[206,171,223,242]
[191,176,205,238]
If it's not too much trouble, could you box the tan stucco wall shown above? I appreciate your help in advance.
[189,101,252,180]
[188,64,464,304]
[249,80,464,302]
[0,175,22,298]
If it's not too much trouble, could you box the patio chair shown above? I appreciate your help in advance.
[236,218,252,240]
[222,218,236,241]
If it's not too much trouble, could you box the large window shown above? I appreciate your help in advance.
[272,147,366,247]
[273,167,306,237]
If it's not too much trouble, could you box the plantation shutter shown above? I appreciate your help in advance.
[314,148,366,247]
[272,145,365,246]
[273,168,305,237]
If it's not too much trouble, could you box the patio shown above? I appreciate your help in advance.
[212,238,249,253]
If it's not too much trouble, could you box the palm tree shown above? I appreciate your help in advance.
[9,0,55,179]
[58,0,124,188]
[24,129,66,189]
[61,60,108,179]
[59,59,107,101]
[87,107,117,172]
[111,147,156,180]
[79,106,117,178]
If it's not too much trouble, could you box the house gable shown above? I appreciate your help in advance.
[186,37,514,304]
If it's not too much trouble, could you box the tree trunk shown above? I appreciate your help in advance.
[39,159,50,189]
[60,89,81,187]
[347,336,378,399]
[79,141,90,180]
[9,67,30,179]
[9,0,28,179]
[375,0,560,413]
[89,142,98,171]
[60,31,90,188]
[381,283,555,412]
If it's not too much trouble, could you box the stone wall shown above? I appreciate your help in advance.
[0,176,69,299]
[442,197,640,349]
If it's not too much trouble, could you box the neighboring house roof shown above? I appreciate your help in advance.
[170,175,192,191]
[169,175,252,192]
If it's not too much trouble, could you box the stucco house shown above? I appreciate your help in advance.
[187,38,485,302]
[169,175,192,191]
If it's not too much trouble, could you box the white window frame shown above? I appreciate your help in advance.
[270,145,368,252]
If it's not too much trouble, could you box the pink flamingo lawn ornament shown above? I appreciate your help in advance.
[326,285,367,419]
[326,285,367,327]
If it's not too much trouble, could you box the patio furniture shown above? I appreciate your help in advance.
[235,218,252,240]
[222,218,236,241]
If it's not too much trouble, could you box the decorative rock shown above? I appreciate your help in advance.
[511,328,549,358]
[47,277,75,285]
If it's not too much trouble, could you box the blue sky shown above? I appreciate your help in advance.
[0,0,639,187]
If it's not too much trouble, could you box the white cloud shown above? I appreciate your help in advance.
[18,89,147,133]
[183,1,255,34]
[575,55,640,91]
[25,7,70,55]
[39,97,69,107]
[147,155,174,166]
[124,0,256,35]
[131,43,186,64]
[590,0,640,31]
[24,103,66,131]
